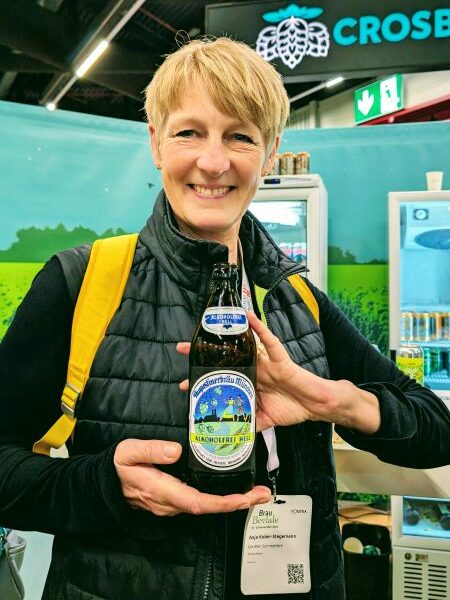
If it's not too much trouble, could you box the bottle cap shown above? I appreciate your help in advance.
[212,263,238,279]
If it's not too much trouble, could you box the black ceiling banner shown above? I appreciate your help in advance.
[205,1,450,82]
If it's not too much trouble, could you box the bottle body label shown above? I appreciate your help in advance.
[202,307,248,335]
[189,369,255,471]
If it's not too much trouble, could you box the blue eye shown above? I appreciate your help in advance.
[233,133,253,143]
[176,130,196,137]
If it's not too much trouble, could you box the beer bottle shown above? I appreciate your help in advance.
[187,263,256,495]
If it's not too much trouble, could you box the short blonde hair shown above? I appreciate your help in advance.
[144,37,289,152]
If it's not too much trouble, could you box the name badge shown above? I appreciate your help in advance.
[241,495,312,595]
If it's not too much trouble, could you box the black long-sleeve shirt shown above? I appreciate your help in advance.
[0,258,449,535]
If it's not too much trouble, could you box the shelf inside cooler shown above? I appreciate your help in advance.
[402,306,450,313]
[402,519,450,539]
[402,497,450,539]
[399,341,450,349]
[418,340,450,348]
[425,377,450,390]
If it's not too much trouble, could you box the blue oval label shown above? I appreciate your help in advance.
[202,307,248,335]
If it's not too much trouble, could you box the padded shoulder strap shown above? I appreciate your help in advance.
[287,274,320,324]
[56,244,91,305]
[33,234,139,455]
[254,274,319,326]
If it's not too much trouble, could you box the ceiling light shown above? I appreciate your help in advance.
[289,82,326,103]
[75,40,109,78]
[46,102,56,111]
[40,0,146,108]
[326,76,344,88]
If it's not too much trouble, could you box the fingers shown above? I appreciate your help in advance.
[255,409,275,432]
[115,439,182,467]
[176,342,190,390]
[122,461,271,517]
[176,341,191,355]
[115,439,272,516]
[164,483,272,516]
[243,485,272,506]
[247,311,287,361]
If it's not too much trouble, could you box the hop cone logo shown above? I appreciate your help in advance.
[256,4,330,69]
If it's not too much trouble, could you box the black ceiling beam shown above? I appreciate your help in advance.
[0,72,18,98]
[89,70,149,100]
[0,43,159,77]
[0,47,62,73]
[92,42,162,75]
[0,0,78,68]
[0,1,161,99]
[158,0,227,4]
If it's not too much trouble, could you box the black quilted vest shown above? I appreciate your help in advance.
[46,191,344,600]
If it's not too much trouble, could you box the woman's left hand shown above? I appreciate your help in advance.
[177,311,381,435]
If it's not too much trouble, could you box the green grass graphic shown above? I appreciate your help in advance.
[1,263,390,355]
[328,265,388,354]
[0,263,43,340]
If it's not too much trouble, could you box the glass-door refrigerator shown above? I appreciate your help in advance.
[250,174,328,291]
[391,495,450,600]
[389,190,450,406]
[330,191,450,495]
[389,192,450,596]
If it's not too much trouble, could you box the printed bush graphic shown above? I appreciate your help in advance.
[0,225,130,341]
[329,287,389,355]
[328,265,389,355]
[0,263,42,340]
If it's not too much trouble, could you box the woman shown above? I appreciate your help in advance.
[0,37,448,600]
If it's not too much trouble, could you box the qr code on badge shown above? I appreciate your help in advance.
[287,563,304,584]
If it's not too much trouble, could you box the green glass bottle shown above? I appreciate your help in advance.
[187,263,256,495]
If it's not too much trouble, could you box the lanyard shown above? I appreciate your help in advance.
[238,241,280,498]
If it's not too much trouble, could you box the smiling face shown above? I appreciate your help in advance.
[150,90,278,251]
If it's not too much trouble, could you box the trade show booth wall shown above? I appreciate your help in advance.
[1,100,450,355]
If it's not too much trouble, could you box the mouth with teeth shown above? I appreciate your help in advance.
[189,184,236,198]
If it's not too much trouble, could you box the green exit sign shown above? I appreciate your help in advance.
[354,74,403,124]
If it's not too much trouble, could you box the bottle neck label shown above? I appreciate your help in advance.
[202,307,248,335]
[189,369,255,471]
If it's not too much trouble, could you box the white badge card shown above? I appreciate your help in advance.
[241,496,312,595]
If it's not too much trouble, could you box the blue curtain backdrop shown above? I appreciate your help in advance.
[281,123,450,263]
[1,100,449,262]
[0,100,160,251]
[1,99,449,347]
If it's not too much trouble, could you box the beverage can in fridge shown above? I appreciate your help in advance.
[431,348,443,375]
[280,152,295,175]
[295,152,310,174]
[429,312,441,340]
[271,154,281,175]
[441,312,450,340]
[415,312,431,342]
[292,242,306,265]
[396,344,424,384]
[423,347,432,377]
[400,312,415,342]
[443,350,450,377]
[279,242,292,259]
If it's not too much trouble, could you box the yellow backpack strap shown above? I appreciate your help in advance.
[253,285,269,326]
[33,233,139,455]
[254,275,319,326]
[287,274,320,324]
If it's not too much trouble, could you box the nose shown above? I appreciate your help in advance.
[196,137,230,177]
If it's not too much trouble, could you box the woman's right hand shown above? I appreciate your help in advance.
[113,438,271,516]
